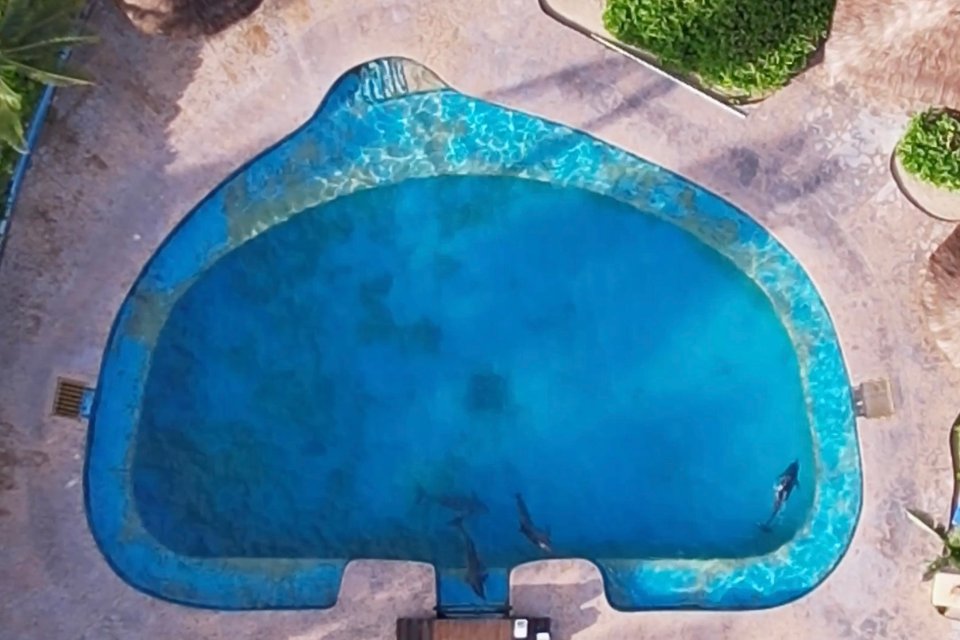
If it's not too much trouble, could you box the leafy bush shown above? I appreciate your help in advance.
[0,0,94,151]
[602,0,835,97]
[0,69,40,186]
[896,109,960,192]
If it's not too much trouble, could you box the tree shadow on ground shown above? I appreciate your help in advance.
[0,2,245,631]
[486,56,626,101]
[486,53,675,119]
[115,0,264,36]
[3,0,212,358]
[680,130,843,207]
[26,0,223,261]
[580,77,675,131]
[488,58,676,176]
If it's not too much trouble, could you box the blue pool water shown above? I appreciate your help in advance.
[86,58,861,611]
[135,174,813,566]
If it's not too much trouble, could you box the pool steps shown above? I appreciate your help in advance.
[358,58,410,102]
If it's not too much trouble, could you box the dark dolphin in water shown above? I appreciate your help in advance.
[515,493,552,553]
[758,460,800,532]
[416,485,488,517]
[450,516,487,599]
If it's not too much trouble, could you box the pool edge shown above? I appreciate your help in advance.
[84,56,863,611]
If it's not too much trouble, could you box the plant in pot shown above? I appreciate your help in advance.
[893,108,960,221]
[906,507,960,617]
[906,508,960,580]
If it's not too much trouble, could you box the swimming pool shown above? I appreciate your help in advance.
[86,58,862,611]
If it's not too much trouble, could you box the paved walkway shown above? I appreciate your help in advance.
[1,1,959,638]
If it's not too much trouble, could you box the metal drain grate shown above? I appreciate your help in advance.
[52,378,89,419]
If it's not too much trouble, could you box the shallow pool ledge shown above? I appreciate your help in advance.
[86,57,862,610]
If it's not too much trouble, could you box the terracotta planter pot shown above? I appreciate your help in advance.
[891,152,960,222]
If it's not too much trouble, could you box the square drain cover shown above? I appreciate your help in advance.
[853,378,894,418]
[52,377,91,419]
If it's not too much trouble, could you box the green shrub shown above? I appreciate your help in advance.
[0,69,41,188]
[896,109,960,192]
[0,0,95,192]
[602,0,835,98]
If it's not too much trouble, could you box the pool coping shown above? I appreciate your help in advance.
[85,57,863,612]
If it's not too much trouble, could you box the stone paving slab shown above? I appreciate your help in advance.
[1,0,960,638]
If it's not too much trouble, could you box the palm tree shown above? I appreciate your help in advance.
[0,0,95,150]
[825,0,960,110]
[906,508,960,580]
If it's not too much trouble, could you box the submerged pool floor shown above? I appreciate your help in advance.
[133,175,815,571]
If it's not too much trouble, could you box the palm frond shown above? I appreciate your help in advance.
[0,0,93,156]
[0,75,22,111]
[3,59,90,86]
[0,0,84,46]
[0,80,26,152]
[1,35,98,58]
[0,0,91,85]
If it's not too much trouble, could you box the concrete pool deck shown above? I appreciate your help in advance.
[0,0,958,638]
